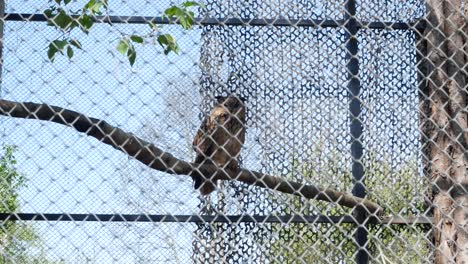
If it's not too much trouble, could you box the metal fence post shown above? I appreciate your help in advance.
[0,0,4,86]
[344,0,368,263]
[0,2,5,263]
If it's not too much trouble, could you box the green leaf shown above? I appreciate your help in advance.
[70,20,79,29]
[116,39,129,55]
[84,0,105,14]
[47,44,58,61]
[148,22,159,30]
[67,46,74,58]
[164,4,196,30]
[84,0,96,9]
[182,14,194,29]
[52,10,74,30]
[44,8,54,18]
[182,1,206,8]
[78,14,94,32]
[48,39,68,61]
[130,35,144,43]
[127,44,136,66]
[54,0,62,4]
[164,6,180,17]
[51,39,68,51]
[164,34,176,44]
[90,2,103,14]
[172,44,180,54]
[157,34,169,46]
[157,34,179,55]
[64,0,72,5]
[70,39,82,49]
[179,17,189,29]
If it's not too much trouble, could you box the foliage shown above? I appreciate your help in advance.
[44,0,205,65]
[269,143,429,263]
[365,154,429,263]
[0,145,25,213]
[0,145,59,264]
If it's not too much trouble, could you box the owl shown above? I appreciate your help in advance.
[192,95,246,195]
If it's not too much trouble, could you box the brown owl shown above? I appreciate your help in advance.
[192,95,246,195]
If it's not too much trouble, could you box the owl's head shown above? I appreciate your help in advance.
[215,95,245,110]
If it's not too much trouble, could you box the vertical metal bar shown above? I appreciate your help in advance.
[0,0,4,144]
[344,0,368,263]
[0,0,4,87]
[0,4,5,264]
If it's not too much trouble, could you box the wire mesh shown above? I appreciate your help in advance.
[0,0,466,263]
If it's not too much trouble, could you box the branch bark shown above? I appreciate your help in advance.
[420,0,468,262]
[0,99,383,214]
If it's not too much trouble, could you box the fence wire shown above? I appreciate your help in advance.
[0,0,466,263]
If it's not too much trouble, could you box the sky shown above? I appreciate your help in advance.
[2,1,206,262]
[0,0,425,263]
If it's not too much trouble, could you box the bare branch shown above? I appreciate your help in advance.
[0,99,383,214]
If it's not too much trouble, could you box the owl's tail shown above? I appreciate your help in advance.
[192,175,215,195]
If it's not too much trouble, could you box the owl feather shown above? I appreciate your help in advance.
[192,95,246,195]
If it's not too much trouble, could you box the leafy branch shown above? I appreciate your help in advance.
[44,0,205,65]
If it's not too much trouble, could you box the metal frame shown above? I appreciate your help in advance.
[0,213,432,224]
[5,13,425,30]
[343,0,369,262]
[1,9,427,264]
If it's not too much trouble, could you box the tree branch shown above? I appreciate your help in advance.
[0,99,383,214]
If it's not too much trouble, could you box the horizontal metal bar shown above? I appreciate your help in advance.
[0,213,433,224]
[0,213,354,223]
[4,13,425,30]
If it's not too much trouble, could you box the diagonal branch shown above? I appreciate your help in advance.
[0,99,383,214]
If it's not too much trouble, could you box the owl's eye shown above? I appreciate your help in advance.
[215,113,229,123]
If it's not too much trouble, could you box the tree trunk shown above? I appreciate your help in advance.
[421,0,467,263]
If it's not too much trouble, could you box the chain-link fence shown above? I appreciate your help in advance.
[0,0,466,263]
